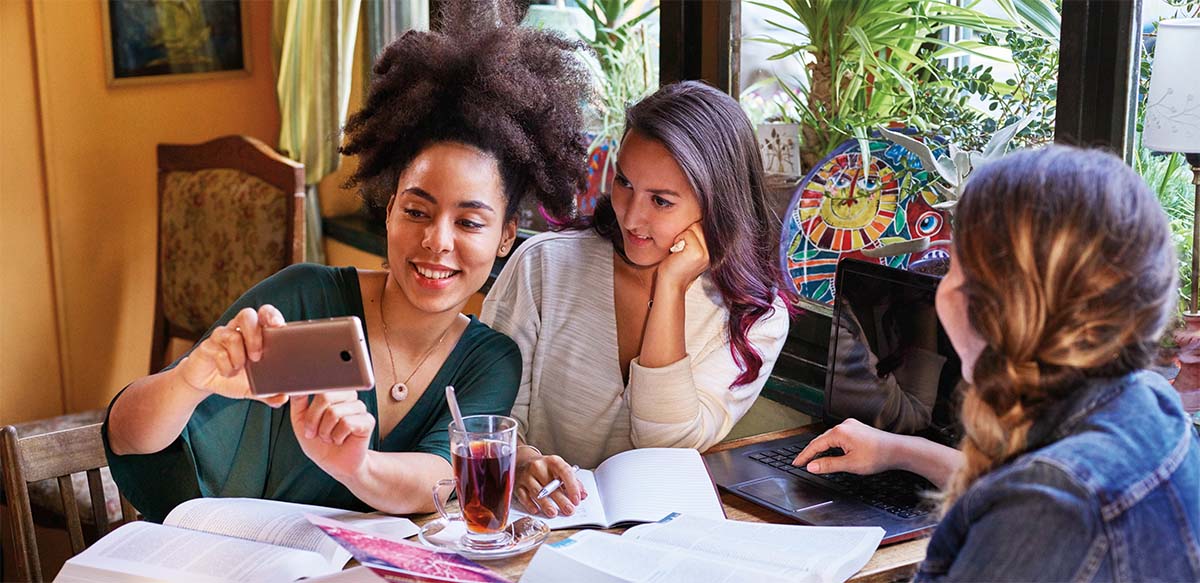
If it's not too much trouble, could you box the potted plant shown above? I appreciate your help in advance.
[747,0,1058,168]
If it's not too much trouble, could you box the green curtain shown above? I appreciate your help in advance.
[272,0,362,264]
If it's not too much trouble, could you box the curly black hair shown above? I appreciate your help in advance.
[340,1,590,220]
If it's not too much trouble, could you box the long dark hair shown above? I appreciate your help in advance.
[579,81,795,386]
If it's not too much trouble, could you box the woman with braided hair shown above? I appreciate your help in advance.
[792,145,1199,581]
[104,4,590,522]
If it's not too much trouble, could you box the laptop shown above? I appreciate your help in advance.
[704,259,963,544]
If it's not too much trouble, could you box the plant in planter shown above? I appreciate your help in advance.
[748,0,1045,170]
[749,0,1061,173]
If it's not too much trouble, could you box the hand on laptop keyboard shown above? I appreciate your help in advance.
[791,418,901,476]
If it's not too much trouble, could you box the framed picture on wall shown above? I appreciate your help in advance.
[101,0,250,87]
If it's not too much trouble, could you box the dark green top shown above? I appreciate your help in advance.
[103,264,521,522]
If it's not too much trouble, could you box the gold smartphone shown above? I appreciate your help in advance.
[246,316,375,395]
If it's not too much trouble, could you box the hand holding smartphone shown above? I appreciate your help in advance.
[246,316,375,395]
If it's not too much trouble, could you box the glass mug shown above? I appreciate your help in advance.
[432,415,518,551]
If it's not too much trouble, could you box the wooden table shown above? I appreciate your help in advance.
[411,427,929,582]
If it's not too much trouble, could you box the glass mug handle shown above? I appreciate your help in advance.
[432,478,460,522]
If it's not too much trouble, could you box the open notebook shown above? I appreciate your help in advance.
[511,448,725,529]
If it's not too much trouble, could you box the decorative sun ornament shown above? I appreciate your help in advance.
[781,130,952,305]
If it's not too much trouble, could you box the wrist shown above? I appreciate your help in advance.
[516,444,542,466]
[893,434,959,489]
[889,434,921,474]
[651,280,689,305]
[331,449,374,487]
[171,362,212,400]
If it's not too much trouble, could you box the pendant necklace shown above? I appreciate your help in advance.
[377,277,452,402]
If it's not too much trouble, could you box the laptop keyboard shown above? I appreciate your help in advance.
[748,444,935,519]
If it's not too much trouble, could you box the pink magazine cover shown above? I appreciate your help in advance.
[305,514,511,583]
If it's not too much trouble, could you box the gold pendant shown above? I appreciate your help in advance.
[390,382,409,401]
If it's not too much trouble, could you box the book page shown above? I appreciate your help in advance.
[622,514,885,583]
[296,566,382,582]
[520,530,793,583]
[593,448,725,526]
[509,469,610,529]
[54,521,333,583]
[163,498,419,566]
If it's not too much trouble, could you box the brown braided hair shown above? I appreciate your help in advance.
[944,145,1177,507]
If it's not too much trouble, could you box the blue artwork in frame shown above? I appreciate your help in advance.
[102,0,249,86]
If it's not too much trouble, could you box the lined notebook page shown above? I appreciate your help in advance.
[512,469,610,529]
[596,448,725,525]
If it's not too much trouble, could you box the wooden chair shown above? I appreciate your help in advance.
[1,422,137,582]
[151,135,305,372]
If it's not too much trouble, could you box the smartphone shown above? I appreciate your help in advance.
[246,316,375,395]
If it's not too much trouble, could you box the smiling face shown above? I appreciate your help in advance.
[385,142,517,314]
[609,130,703,267]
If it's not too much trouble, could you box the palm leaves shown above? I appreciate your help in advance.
[749,0,1056,168]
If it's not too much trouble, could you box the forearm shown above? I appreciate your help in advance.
[107,367,210,456]
[337,450,453,515]
[639,283,688,368]
[891,435,963,489]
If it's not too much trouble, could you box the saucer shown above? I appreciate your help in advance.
[417,516,550,560]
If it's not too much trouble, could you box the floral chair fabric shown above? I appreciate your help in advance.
[160,169,290,335]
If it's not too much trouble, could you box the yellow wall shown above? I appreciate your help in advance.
[0,0,281,421]
[1,0,63,424]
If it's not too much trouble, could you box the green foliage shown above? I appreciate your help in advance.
[748,0,1057,168]
[909,28,1058,151]
[576,0,658,193]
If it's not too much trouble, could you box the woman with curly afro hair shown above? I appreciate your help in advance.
[104,3,590,521]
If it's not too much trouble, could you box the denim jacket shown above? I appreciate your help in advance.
[917,371,1200,582]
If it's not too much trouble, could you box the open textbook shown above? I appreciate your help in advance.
[520,513,885,583]
[511,448,725,529]
[53,497,419,583]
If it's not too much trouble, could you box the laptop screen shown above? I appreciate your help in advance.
[824,260,963,447]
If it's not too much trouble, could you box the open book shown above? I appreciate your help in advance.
[521,513,885,583]
[511,448,725,529]
[53,497,418,583]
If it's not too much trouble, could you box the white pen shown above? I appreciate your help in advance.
[536,465,581,500]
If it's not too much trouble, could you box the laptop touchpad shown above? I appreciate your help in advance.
[736,477,835,513]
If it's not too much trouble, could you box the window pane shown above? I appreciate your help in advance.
[1137,1,1200,312]
[521,1,661,229]
[741,0,1061,307]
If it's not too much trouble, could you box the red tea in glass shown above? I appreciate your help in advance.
[452,439,515,534]
[432,415,518,551]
